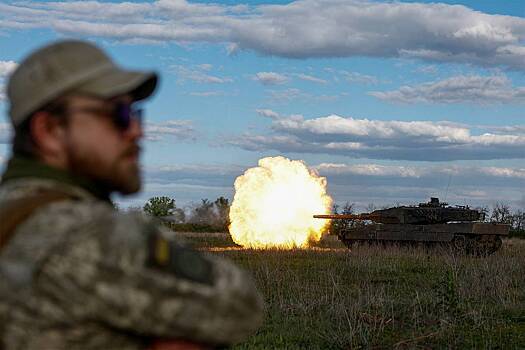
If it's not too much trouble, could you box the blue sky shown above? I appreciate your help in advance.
[0,0,524,211]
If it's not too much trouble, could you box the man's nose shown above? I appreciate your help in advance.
[123,116,143,141]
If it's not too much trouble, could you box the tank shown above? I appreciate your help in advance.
[314,198,509,255]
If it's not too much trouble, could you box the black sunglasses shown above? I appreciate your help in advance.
[113,103,143,131]
[64,102,143,131]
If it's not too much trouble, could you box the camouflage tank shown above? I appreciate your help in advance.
[314,198,509,255]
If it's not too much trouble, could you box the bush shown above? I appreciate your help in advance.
[143,196,176,217]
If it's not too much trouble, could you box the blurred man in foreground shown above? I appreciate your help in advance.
[0,40,264,350]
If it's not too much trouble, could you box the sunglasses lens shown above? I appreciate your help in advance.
[114,103,131,130]
[113,103,143,131]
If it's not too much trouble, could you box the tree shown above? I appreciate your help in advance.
[490,203,512,224]
[214,196,230,227]
[143,196,176,217]
[330,202,354,236]
[475,205,490,222]
[510,210,525,232]
[365,203,377,213]
[190,199,216,224]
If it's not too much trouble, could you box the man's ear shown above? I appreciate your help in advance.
[30,111,66,156]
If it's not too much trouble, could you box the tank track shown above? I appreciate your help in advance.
[339,234,503,256]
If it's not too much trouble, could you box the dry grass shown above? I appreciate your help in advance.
[184,233,525,349]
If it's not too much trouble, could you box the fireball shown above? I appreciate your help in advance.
[229,156,332,249]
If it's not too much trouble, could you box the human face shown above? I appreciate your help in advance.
[61,95,143,194]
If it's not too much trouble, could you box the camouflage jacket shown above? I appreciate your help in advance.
[0,159,264,350]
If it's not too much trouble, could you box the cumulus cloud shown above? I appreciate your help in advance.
[370,75,525,104]
[171,65,233,84]
[4,1,525,69]
[253,72,288,85]
[227,113,525,161]
[145,120,197,142]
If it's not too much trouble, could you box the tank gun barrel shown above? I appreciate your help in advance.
[314,213,401,224]
[314,213,382,221]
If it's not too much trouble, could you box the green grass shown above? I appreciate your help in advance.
[180,233,525,349]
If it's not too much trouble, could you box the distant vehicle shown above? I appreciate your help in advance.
[314,198,509,255]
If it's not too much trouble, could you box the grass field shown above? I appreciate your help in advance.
[182,233,525,349]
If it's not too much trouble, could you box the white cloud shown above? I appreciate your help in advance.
[269,88,303,101]
[135,160,525,209]
[267,88,338,102]
[253,72,288,85]
[414,65,438,75]
[0,123,12,143]
[5,1,525,69]
[228,113,525,161]
[197,63,213,71]
[256,109,280,119]
[315,163,525,180]
[479,167,525,179]
[0,84,5,102]
[0,60,17,78]
[0,60,17,104]
[171,65,233,84]
[189,91,224,97]
[342,71,379,85]
[370,75,525,104]
[312,162,525,209]
[145,120,197,142]
[315,163,423,178]
[150,161,525,184]
[296,73,327,84]
[485,125,525,135]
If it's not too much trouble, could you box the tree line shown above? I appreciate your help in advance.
[141,196,230,232]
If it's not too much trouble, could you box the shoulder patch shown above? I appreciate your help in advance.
[146,228,214,286]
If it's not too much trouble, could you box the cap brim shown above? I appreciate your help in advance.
[75,67,158,102]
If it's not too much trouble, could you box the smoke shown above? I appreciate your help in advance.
[185,197,230,228]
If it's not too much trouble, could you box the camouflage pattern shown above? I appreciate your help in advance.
[0,177,265,350]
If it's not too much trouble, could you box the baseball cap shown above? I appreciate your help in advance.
[7,40,158,127]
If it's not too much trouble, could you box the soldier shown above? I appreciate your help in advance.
[0,40,264,350]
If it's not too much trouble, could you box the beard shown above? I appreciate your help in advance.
[66,142,142,195]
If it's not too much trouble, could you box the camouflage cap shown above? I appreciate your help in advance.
[7,40,158,127]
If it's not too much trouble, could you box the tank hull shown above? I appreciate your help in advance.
[338,222,509,255]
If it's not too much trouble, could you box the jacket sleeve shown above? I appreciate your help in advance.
[35,211,265,346]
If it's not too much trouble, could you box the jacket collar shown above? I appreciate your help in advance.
[1,155,112,202]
